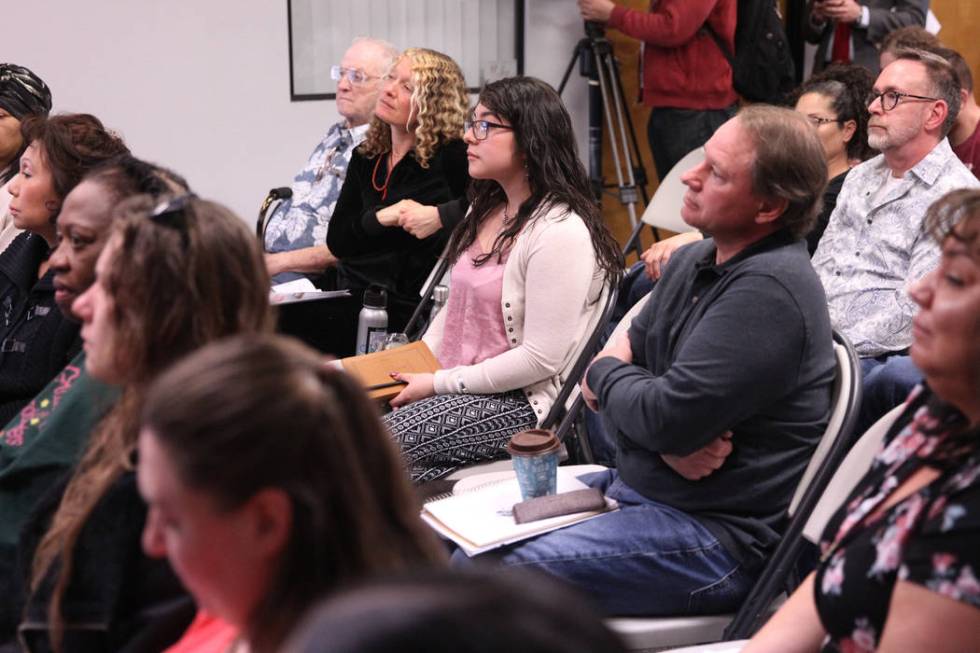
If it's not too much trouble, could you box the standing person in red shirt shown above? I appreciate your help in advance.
[578,0,737,180]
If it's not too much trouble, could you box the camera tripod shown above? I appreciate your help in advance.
[558,21,652,257]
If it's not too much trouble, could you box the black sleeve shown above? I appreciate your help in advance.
[329,142,470,257]
[437,198,469,231]
[326,152,369,257]
[435,140,470,230]
[440,139,470,198]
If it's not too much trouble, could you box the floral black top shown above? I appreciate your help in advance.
[814,386,980,652]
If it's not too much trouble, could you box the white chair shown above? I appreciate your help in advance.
[623,147,704,256]
[606,330,864,651]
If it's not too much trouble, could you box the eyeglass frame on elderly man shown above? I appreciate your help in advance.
[866,89,942,112]
[330,65,378,87]
[464,119,514,141]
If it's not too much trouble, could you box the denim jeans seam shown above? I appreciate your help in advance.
[504,539,726,567]
[686,562,744,614]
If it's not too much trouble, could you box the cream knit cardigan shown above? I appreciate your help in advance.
[424,203,607,424]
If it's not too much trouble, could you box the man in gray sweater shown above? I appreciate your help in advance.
[461,106,836,616]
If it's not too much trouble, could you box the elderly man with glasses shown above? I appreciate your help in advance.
[264,37,397,284]
[812,48,979,434]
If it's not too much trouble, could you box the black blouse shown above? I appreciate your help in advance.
[327,139,469,323]
[814,387,980,651]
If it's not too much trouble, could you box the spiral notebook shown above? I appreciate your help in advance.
[421,468,617,556]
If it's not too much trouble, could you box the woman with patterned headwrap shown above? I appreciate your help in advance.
[0,63,52,252]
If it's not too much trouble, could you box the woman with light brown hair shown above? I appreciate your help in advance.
[8,195,272,653]
[137,334,446,653]
[324,47,470,355]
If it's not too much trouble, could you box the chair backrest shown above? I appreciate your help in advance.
[256,188,290,242]
[552,292,650,450]
[640,147,704,234]
[722,329,863,640]
[802,403,904,543]
[404,256,451,339]
[787,336,861,515]
[540,276,620,431]
[621,147,704,257]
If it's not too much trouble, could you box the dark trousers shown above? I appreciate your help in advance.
[276,287,414,359]
[647,105,737,181]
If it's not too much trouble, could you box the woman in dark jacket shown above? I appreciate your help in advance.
[0,113,127,424]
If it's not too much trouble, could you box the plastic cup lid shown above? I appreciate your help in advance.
[506,429,560,456]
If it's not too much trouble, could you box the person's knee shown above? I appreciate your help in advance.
[865,355,921,403]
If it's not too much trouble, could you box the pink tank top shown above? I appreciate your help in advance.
[438,240,511,369]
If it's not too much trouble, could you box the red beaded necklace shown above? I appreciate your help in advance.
[371,151,398,200]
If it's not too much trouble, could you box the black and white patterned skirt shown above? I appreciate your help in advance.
[384,390,537,483]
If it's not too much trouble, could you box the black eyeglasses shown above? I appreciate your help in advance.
[804,114,839,127]
[866,90,941,112]
[465,119,514,141]
[149,193,196,246]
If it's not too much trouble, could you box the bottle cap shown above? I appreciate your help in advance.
[506,429,560,457]
[363,285,387,309]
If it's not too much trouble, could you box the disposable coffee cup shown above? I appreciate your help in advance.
[506,429,561,501]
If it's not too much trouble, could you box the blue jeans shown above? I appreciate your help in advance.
[452,470,754,616]
[856,355,921,436]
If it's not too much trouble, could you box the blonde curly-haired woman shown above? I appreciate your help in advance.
[325,48,469,356]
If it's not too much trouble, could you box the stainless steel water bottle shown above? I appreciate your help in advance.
[355,286,388,355]
[430,284,449,325]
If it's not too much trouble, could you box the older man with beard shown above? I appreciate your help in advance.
[812,48,979,432]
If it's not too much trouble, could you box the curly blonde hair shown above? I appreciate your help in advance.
[359,48,468,168]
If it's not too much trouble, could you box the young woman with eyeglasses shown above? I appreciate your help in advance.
[6,196,272,653]
[384,76,622,482]
[792,63,876,254]
[324,47,470,356]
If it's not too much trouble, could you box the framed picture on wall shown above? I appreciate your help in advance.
[288,0,525,101]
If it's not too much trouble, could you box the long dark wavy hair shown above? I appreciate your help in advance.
[444,76,622,282]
